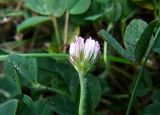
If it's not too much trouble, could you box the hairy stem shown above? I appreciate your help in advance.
[79,73,92,115]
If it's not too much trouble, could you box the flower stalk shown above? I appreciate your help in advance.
[78,73,92,115]
[69,36,100,115]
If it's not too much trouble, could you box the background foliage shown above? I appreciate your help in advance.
[0,0,160,114]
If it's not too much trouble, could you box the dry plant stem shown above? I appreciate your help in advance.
[15,0,23,10]
[51,16,61,49]
[63,12,69,52]
[126,27,160,115]
[153,0,160,18]
[153,0,157,18]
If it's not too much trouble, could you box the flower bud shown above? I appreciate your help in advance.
[69,36,100,74]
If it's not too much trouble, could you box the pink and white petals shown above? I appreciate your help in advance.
[69,36,100,73]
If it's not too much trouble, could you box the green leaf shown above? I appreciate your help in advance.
[69,75,80,102]
[143,102,160,115]
[98,29,135,62]
[124,19,148,57]
[130,81,148,97]
[88,75,102,109]
[0,99,18,115]
[104,0,122,22]
[16,95,36,115]
[56,62,77,87]
[4,55,37,85]
[0,76,19,98]
[37,58,70,95]
[85,13,103,21]
[119,0,136,19]
[151,90,160,102]
[107,55,132,65]
[69,0,91,14]
[98,76,110,96]
[47,95,78,115]
[95,0,109,3]
[34,100,52,115]
[66,0,77,11]
[69,74,102,109]
[22,95,34,110]
[17,16,50,32]
[0,48,9,55]
[153,48,160,53]
[135,20,158,62]
[25,0,66,17]
[153,23,160,54]
[39,58,77,88]
[129,68,152,97]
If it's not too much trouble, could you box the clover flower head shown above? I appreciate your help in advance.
[69,36,100,74]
